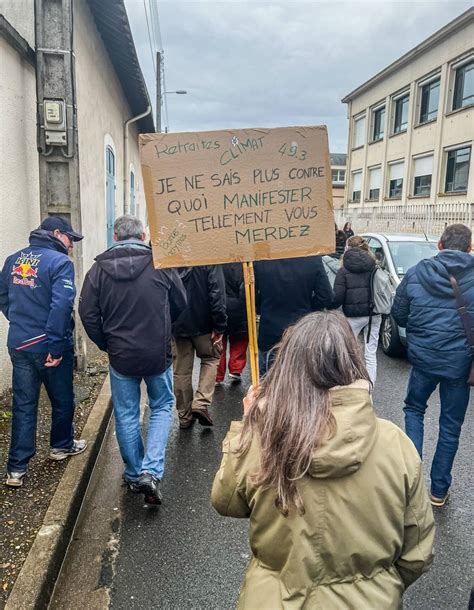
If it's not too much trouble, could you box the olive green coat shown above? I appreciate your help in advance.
[211,382,435,609]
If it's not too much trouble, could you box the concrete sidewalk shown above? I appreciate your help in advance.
[5,377,112,610]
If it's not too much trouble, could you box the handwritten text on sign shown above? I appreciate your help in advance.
[140,126,335,268]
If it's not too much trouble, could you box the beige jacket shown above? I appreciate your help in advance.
[211,382,435,609]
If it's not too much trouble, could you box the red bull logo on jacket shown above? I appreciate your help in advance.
[11,252,41,287]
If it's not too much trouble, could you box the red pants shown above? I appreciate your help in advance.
[216,333,249,382]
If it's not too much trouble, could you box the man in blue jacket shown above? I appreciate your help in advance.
[392,224,473,507]
[0,216,87,487]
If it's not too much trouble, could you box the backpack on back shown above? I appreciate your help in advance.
[370,268,395,315]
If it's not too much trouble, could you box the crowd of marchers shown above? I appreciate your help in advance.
[0,214,472,608]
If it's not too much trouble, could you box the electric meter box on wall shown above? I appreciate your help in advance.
[44,99,67,146]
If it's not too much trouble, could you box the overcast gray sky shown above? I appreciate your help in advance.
[124,1,472,153]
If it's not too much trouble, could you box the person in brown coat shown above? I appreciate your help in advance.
[212,311,435,610]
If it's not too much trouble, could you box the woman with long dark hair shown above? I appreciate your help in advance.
[212,311,434,609]
[343,220,355,239]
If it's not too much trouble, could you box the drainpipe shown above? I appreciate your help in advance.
[123,105,152,214]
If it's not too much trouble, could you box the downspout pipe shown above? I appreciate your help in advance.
[123,105,152,214]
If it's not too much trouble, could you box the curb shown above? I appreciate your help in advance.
[5,376,112,610]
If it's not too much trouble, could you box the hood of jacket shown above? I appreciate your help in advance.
[416,249,474,298]
[307,380,378,479]
[342,248,375,274]
[29,229,69,255]
[95,244,152,281]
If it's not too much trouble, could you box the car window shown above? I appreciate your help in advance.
[388,241,438,277]
[368,238,386,268]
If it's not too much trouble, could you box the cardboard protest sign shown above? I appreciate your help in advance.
[140,126,335,268]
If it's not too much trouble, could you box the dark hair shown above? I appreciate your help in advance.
[440,224,471,252]
[343,222,352,231]
[237,311,370,516]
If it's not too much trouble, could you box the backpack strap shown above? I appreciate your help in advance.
[449,275,474,355]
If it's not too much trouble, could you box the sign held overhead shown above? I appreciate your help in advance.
[140,126,335,268]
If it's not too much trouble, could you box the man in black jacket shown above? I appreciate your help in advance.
[79,215,187,504]
[255,256,333,376]
[172,266,226,428]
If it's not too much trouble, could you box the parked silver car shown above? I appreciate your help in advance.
[361,233,439,356]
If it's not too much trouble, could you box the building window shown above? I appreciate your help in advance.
[331,169,346,184]
[368,167,381,201]
[413,155,433,196]
[445,147,471,193]
[393,94,409,133]
[420,79,440,123]
[353,115,366,148]
[453,60,474,111]
[130,170,136,215]
[372,106,385,141]
[351,171,362,202]
[388,161,404,198]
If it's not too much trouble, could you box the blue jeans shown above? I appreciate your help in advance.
[109,365,175,481]
[404,367,470,497]
[7,348,75,473]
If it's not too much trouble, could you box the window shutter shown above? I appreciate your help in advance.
[389,162,404,180]
[369,167,381,189]
[352,172,362,191]
[414,155,433,177]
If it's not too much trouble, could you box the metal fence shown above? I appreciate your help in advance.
[335,202,473,236]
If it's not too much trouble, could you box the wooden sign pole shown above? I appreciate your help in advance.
[243,261,259,387]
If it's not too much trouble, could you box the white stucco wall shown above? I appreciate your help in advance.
[0,1,150,390]
[74,0,148,276]
[0,0,35,47]
[0,37,40,392]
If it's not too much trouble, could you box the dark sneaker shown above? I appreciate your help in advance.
[49,439,88,461]
[5,471,26,488]
[138,472,162,505]
[122,475,140,493]
[430,493,450,507]
[192,408,214,426]
[228,373,242,382]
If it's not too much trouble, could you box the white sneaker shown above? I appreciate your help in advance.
[49,439,88,461]
[5,471,27,487]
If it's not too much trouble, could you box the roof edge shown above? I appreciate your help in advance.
[342,7,474,104]
[0,14,35,65]
[85,0,155,133]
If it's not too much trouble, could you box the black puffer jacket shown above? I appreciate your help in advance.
[223,263,247,335]
[332,248,376,317]
[172,265,227,337]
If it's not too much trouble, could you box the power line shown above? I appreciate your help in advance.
[143,0,156,75]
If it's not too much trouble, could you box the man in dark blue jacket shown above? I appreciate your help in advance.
[392,224,473,507]
[255,255,334,376]
[0,216,87,487]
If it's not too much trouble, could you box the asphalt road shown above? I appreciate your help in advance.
[53,350,473,610]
